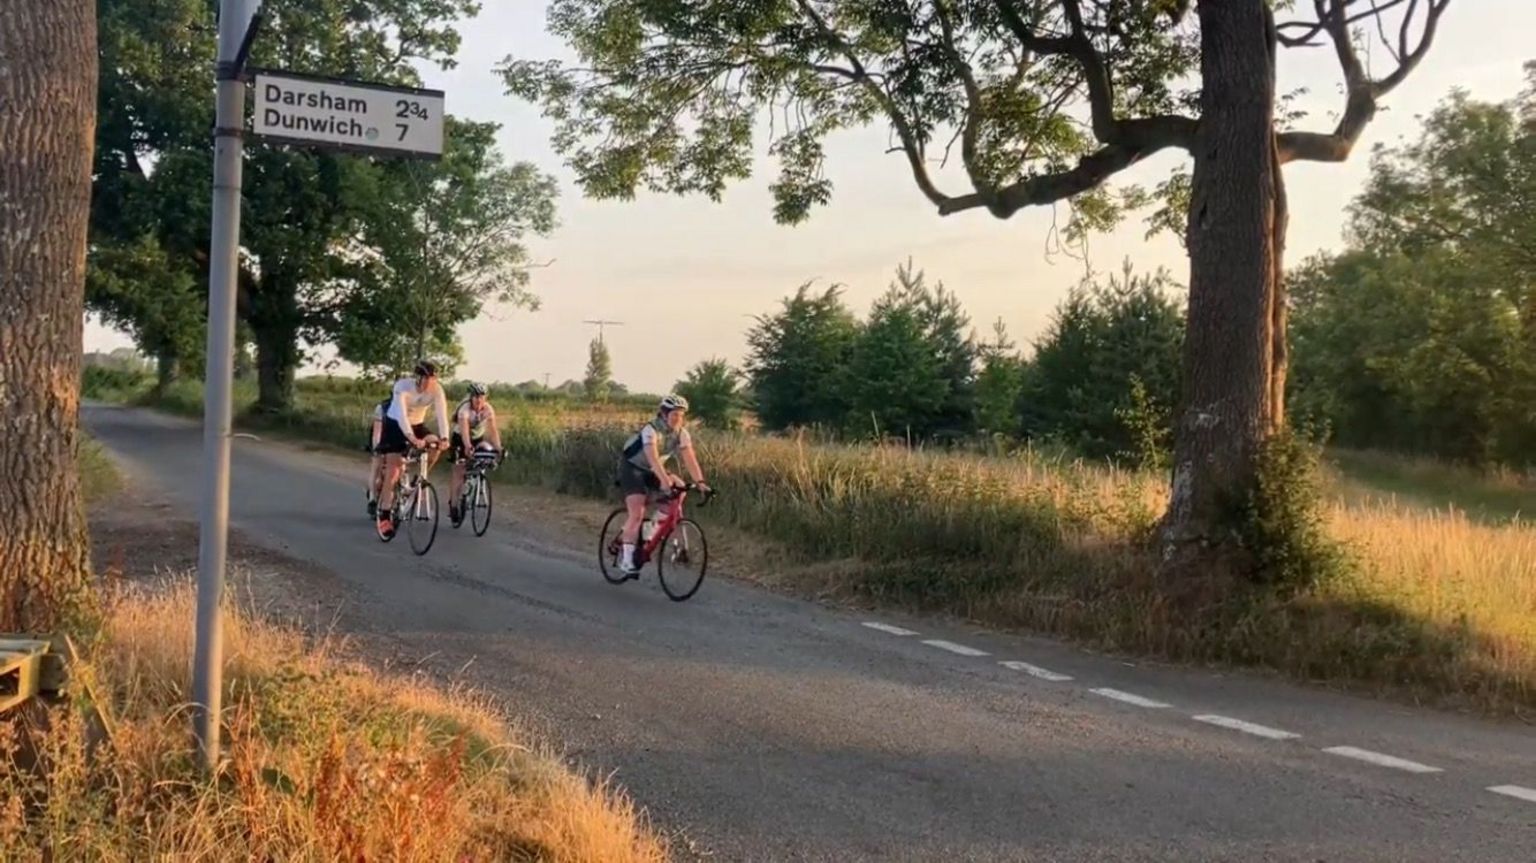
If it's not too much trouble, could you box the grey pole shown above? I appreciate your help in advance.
[193,0,259,771]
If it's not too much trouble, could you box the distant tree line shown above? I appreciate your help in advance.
[738,260,1184,464]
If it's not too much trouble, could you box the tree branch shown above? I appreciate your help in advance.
[933,0,989,192]
[941,136,1180,218]
[796,0,955,210]
[1278,0,1452,163]
[992,0,1195,152]
[1275,0,1412,47]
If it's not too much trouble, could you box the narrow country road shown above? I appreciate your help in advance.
[85,404,1536,862]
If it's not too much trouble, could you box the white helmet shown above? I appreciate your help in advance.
[659,393,689,413]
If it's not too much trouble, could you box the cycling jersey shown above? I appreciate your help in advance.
[454,399,495,440]
[387,377,448,439]
[371,397,390,422]
[622,418,692,472]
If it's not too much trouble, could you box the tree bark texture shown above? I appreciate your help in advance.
[249,284,300,413]
[1163,0,1283,562]
[0,0,99,631]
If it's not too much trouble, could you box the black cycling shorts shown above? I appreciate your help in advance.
[617,459,661,496]
[451,433,487,459]
[376,419,429,455]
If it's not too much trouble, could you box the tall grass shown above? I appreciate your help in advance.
[1,580,667,861]
[1328,448,1536,525]
[90,373,1536,714]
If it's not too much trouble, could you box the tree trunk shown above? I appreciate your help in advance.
[253,320,299,414]
[1269,143,1291,426]
[1162,0,1283,567]
[155,348,179,395]
[0,0,99,632]
[233,324,255,381]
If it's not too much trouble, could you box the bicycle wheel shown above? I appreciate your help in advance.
[656,518,708,601]
[598,509,630,584]
[471,475,493,536]
[406,481,440,556]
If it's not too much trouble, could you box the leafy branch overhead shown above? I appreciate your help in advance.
[501,0,1450,229]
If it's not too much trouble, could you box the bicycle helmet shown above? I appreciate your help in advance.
[659,393,689,413]
[466,381,488,397]
[414,359,439,378]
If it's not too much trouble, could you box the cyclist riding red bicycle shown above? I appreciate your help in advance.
[617,394,710,577]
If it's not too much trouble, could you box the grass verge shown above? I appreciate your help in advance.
[1,429,667,860]
[79,435,121,504]
[1,579,667,861]
[88,374,1536,718]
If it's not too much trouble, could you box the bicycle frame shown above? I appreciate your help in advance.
[396,447,433,518]
[461,459,490,506]
[635,489,689,566]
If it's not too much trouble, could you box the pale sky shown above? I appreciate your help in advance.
[85,1,1534,394]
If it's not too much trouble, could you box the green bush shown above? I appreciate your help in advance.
[1237,429,1355,593]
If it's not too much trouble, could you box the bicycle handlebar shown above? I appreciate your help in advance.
[664,482,715,507]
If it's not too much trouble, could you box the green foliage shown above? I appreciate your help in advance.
[1235,430,1354,594]
[583,337,613,401]
[1115,375,1170,471]
[885,262,978,437]
[500,0,1196,230]
[847,290,948,440]
[92,0,494,412]
[1292,71,1536,466]
[1290,248,1534,465]
[86,236,204,383]
[333,119,559,377]
[674,358,743,429]
[973,319,1024,436]
[745,283,860,431]
[1020,262,1183,460]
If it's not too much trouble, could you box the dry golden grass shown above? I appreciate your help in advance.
[1325,501,1536,706]
[0,580,667,862]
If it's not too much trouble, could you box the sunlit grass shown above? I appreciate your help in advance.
[1,579,667,861]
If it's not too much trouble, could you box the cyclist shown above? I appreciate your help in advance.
[448,382,503,526]
[374,360,450,539]
[365,393,392,517]
[616,394,710,577]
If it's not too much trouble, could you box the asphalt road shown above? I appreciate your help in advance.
[85,404,1536,862]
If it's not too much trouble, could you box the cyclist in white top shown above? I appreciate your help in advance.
[616,394,710,576]
[448,382,502,526]
[375,360,450,539]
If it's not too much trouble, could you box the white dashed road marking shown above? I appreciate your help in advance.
[862,622,918,636]
[1089,688,1170,709]
[999,660,1073,682]
[1323,746,1442,774]
[1193,714,1301,740]
[922,639,990,657]
[1488,785,1536,804]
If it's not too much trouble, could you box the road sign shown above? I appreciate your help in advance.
[252,70,444,159]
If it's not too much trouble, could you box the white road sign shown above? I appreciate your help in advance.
[252,71,444,158]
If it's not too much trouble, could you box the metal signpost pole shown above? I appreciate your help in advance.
[192,0,260,771]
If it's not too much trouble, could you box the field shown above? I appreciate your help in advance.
[84,370,1536,716]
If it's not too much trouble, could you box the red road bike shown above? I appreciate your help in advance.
[599,483,713,601]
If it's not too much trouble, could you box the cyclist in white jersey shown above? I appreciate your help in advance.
[374,360,450,539]
[615,394,710,576]
[448,382,502,526]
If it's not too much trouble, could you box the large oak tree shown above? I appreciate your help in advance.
[503,0,1453,568]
